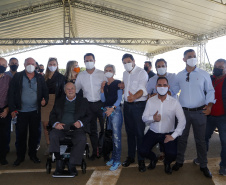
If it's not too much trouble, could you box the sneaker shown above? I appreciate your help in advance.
[219,166,226,176]
[106,159,114,166]
[110,162,121,171]
[193,158,200,165]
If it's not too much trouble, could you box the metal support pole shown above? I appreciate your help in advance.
[197,42,206,70]
[63,0,73,44]
[197,41,212,73]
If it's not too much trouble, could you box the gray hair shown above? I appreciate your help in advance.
[215,58,226,66]
[64,82,76,92]
[215,58,226,70]
[104,64,116,74]
[24,57,36,65]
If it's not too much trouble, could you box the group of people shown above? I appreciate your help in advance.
[0,49,225,178]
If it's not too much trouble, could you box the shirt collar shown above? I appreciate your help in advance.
[85,68,96,75]
[157,94,170,101]
[66,96,76,102]
[129,65,137,74]
[184,66,198,73]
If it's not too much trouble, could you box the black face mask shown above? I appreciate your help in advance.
[144,66,149,71]
[0,66,6,74]
[39,69,44,73]
[10,64,18,72]
[213,68,223,77]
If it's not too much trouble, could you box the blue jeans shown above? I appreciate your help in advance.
[206,115,226,167]
[106,107,123,163]
[124,101,146,161]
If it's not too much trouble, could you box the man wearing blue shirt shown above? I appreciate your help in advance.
[171,49,215,178]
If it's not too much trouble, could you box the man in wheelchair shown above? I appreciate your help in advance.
[48,82,91,176]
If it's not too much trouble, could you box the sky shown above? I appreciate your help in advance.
[4,35,226,80]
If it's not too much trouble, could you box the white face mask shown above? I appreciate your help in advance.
[157,67,167,75]
[85,62,95,70]
[105,72,114,78]
[124,63,133,72]
[187,58,197,67]
[48,66,57,72]
[26,65,35,73]
[157,87,168,96]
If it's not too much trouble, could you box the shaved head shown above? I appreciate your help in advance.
[0,57,7,67]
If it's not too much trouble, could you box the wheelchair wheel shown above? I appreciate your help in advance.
[81,159,86,174]
[46,161,52,174]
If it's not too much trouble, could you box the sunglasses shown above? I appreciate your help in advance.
[186,72,190,82]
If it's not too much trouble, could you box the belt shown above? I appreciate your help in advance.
[125,101,146,104]
[182,105,205,111]
[88,100,102,104]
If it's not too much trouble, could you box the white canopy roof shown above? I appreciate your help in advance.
[0,0,226,57]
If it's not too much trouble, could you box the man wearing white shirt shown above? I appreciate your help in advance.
[146,58,176,98]
[140,77,186,174]
[171,49,215,178]
[121,53,148,172]
[75,53,106,160]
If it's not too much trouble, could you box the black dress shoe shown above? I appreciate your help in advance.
[172,162,183,171]
[122,157,135,167]
[13,158,24,166]
[0,159,8,165]
[147,158,158,170]
[138,160,146,172]
[200,167,212,178]
[164,164,172,174]
[30,156,41,163]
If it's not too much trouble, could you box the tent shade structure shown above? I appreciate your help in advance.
[0,0,226,61]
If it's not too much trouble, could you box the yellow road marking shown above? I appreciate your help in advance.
[86,167,122,185]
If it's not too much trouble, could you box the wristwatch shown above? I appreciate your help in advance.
[112,106,116,110]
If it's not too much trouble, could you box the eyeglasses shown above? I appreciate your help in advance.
[186,72,190,82]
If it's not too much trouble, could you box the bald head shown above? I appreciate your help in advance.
[0,57,7,66]
[64,82,76,100]
[0,57,7,74]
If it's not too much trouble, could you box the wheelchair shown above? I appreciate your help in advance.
[46,129,90,178]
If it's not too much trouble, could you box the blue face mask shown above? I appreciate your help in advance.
[0,65,6,74]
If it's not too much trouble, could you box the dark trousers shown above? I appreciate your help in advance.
[16,111,40,159]
[124,101,146,161]
[6,118,11,152]
[15,121,41,150]
[0,112,10,160]
[88,101,104,155]
[140,130,177,165]
[176,110,207,168]
[206,115,226,167]
[49,128,86,165]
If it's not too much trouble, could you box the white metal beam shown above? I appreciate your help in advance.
[0,38,196,46]
[0,1,63,22]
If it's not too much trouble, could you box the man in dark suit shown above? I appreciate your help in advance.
[49,82,91,176]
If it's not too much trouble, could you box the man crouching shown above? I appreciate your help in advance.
[139,77,186,174]
[49,82,91,176]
